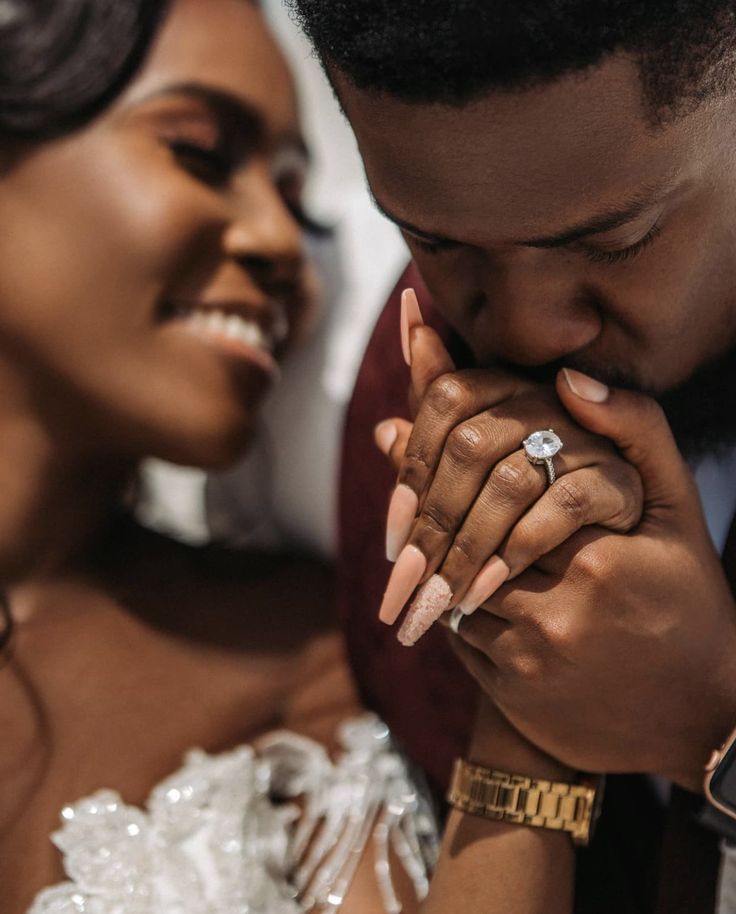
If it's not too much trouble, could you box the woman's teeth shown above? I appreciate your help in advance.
[184,309,271,351]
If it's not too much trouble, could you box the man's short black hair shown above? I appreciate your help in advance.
[288,0,736,123]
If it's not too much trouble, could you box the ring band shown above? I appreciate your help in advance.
[523,429,564,488]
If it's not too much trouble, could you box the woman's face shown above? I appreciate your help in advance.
[0,0,313,468]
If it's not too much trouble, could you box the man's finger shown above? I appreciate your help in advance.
[556,368,697,516]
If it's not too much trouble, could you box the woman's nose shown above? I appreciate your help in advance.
[223,171,304,287]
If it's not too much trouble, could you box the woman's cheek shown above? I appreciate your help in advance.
[83,139,228,291]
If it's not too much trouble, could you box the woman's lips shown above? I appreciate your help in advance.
[169,305,279,375]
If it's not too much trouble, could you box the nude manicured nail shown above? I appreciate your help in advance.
[386,484,418,562]
[398,574,453,647]
[457,556,510,615]
[374,420,398,456]
[400,288,424,366]
[379,545,427,625]
[562,368,609,403]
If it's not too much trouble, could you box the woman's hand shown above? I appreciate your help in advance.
[375,290,644,642]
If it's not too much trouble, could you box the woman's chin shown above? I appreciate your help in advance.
[147,410,258,471]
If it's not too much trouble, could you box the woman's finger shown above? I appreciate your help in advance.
[374,417,413,473]
[419,451,640,615]
[397,369,525,499]
[396,393,628,589]
[400,288,456,414]
[497,462,643,580]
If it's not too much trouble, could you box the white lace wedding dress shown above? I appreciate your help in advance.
[28,715,438,914]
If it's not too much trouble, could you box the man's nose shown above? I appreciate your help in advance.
[473,255,602,367]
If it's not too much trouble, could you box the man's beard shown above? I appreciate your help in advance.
[568,347,736,461]
[468,341,736,462]
[657,347,736,460]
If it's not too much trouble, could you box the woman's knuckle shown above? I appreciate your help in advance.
[427,374,471,414]
[449,536,479,565]
[491,457,538,502]
[399,451,431,489]
[505,523,536,563]
[551,476,588,523]
[420,502,457,536]
[447,422,492,466]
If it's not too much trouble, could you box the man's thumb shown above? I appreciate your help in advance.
[556,368,694,512]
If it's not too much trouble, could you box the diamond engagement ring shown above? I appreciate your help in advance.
[523,429,564,486]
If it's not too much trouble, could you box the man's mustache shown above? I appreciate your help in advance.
[477,354,648,395]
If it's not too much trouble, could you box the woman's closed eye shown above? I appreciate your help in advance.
[286,200,332,238]
[168,138,236,187]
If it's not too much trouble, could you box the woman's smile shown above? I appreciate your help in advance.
[162,299,286,377]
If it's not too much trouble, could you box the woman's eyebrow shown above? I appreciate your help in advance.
[133,81,310,161]
[130,81,264,139]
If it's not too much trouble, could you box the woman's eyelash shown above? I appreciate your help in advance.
[286,201,333,239]
[169,140,331,239]
[169,140,233,185]
[580,222,662,265]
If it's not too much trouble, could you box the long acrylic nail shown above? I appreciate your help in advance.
[379,545,427,625]
[456,556,510,615]
[398,575,453,647]
[374,420,398,456]
[386,484,419,562]
[400,288,424,367]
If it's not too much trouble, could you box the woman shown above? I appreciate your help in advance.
[0,2,578,912]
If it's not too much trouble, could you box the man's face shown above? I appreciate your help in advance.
[334,56,736,400]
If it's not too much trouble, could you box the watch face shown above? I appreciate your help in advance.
[708,739,736,815]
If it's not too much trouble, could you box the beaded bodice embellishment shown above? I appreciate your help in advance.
[29,715,438,914]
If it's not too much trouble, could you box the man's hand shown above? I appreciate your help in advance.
[451,369,736,791]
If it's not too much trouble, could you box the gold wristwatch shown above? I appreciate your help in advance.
[448,759,604,847]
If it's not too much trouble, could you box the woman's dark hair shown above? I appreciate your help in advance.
[0,0,171,140]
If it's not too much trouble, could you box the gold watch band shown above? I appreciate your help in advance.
[447,758,603,847]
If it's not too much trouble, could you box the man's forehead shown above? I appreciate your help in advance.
[333,57,710,243]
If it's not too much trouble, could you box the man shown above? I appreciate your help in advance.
[286,1,736,910]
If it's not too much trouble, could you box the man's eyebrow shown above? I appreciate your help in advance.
[519,182,677,249]
[370,180,678,249]
[131,82,310,158]
[369,190,452,243]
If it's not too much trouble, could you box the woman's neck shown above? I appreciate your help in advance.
[0,397,133,584]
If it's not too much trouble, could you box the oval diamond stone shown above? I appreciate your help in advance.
[523,430,563,460]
